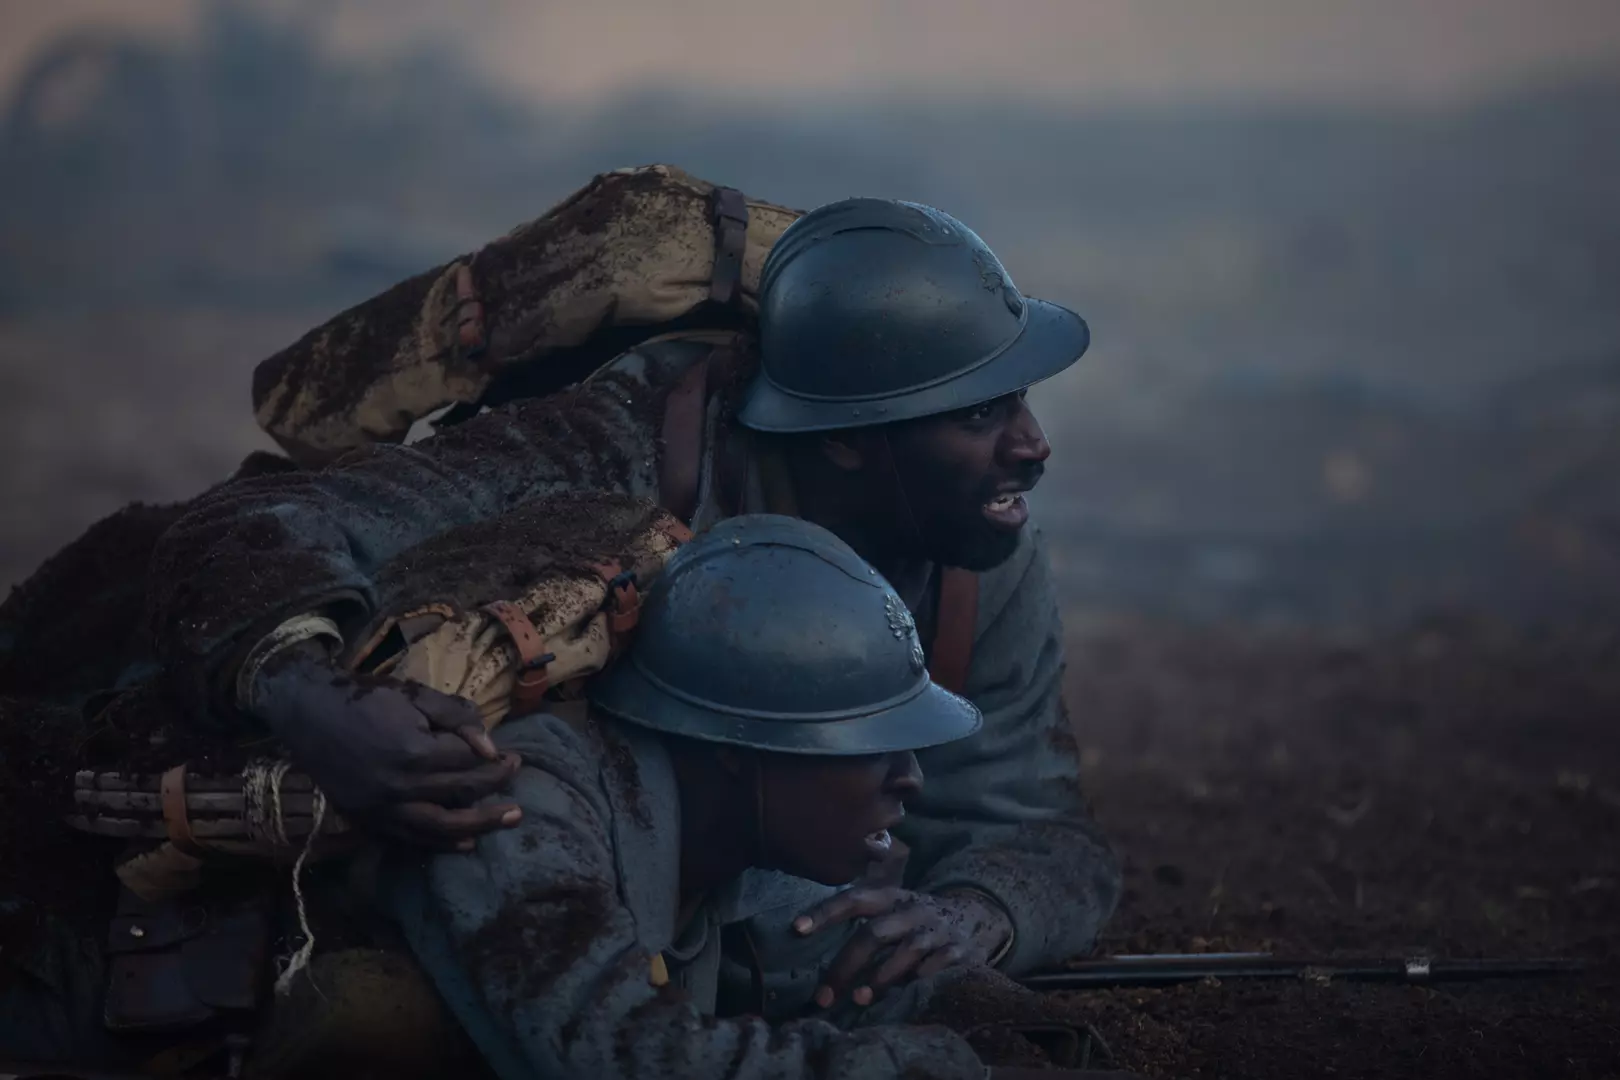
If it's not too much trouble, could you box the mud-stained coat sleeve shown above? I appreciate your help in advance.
[906,522,1123,975]
[143,350,684,716]
[383,715,987,1080]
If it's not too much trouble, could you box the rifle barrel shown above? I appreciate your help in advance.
[1021,955,1587,991]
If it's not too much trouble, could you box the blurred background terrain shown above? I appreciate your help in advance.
[3,0,1618,627]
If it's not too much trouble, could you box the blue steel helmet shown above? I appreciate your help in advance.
[586,514,982,754]
[737,197,1090,433]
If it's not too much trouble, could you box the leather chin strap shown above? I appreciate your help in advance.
[873,427,930,562]
[752,754,771,870]
[871,428,980,697]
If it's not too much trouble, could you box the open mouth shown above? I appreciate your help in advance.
[862,809,904,860]
[982,491,1030,529]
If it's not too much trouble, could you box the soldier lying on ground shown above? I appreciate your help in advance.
[143,196,1123,997]
[0,514,1093,1079]
[346,513,1048,1079]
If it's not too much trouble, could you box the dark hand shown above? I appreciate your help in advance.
[793,886,1013,1008]
[252,639,522,850]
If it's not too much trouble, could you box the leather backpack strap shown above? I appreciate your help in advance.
[659,357,711,523]
[587,560,643,650]
[656,189,748,520]
[482,601,555,715]
[928,567,979,696]
[708,186,750,305]
[451,262,487,360]
[160,764,205,857]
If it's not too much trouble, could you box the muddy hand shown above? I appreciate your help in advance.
[794,886,1013,1008]
[252,638,522,850]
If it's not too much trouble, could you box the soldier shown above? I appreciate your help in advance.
[146,197,1122,1003]
[364,514,995,1079]
[0,515,1094,1078]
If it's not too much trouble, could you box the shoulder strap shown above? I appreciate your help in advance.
[658,189,750,522]
[928,567,979,696]
[708,186,750,304]
[658,357,711,523]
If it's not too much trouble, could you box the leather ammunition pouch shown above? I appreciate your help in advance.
[102,885,270,1035]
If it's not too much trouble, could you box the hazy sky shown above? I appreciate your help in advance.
[4,0,1619,106]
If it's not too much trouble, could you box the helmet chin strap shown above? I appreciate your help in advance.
[752,753,771,869]
[873,427,930,561]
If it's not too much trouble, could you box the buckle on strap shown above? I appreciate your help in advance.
[604,570,641,636]
[587,562,643,641]
[482,601,555,711]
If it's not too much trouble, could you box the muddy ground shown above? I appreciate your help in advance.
[1023,612,1620,1079]
[5,598,1619,1078]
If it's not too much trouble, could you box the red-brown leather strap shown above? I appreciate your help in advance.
[655,517,696,548]
[160,764,205,857]
[452,262,486,358]
[928,568,979,695]
[607,580,641,637]
[590,560,643,647]
[659,357,711,523]
[482,601,554,714]
[713,422,750,519]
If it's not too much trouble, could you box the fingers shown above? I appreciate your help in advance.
[815,903,933,1007]
[794,886,907,936]
[393,753,522,807]
[834,934,961,1008]
[400,730,498,774]
[459,728,501,761]
[815,936,885,1008]
[380,800,523,851]
[799,886,909,1008]
[914,942,970,979]
[867,929,946,994]
[409,686,498,760]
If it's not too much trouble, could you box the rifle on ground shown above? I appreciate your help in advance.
[1021,952,1589,991]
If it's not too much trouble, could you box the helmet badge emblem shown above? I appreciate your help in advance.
[886,594,927,673]
[972,247,1026,316]
[972,248,1004,293]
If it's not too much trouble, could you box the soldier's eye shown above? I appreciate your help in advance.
[955,395,1012,425]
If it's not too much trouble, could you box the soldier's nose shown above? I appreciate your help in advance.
[886,750,923,796]
[1003,397,1051,465]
